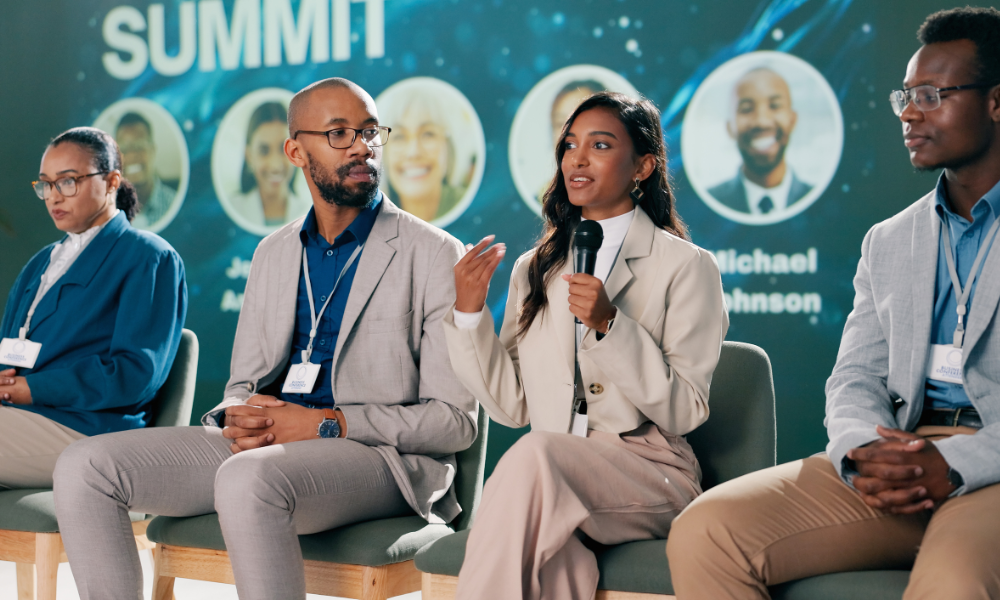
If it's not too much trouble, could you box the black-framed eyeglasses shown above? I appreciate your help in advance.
[889,83,998,116]
[292,126,391,149]
[31,171,108,200]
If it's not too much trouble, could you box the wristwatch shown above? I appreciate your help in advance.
[947,466,964,490]
[317,408,341,439]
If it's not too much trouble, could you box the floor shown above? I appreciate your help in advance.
[0,551,421,600]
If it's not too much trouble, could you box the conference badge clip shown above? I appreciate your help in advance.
[0,328,42,369]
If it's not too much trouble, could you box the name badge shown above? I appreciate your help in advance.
[0,337,41,369]
[281,362,321,394]
[927,343,964,385]
[570,412,589,437]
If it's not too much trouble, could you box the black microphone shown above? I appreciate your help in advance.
[573,220,604,276]
[572,221,604,324]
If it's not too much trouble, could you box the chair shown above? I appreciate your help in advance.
[0,328,199,600]
[146,404,489,600]
[415,340,778,600]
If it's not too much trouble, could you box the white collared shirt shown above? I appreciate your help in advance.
[454,208,636,347]
[741,170,792,215]
[28,210,120,316]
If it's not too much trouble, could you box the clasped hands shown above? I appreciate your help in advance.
[454,236,615,333]
[223,395,340,454]
[848,425,957,514]
[0,368,31,405]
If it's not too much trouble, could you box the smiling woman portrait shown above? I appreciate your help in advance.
[442,92,729,599]
[0,126,187,490]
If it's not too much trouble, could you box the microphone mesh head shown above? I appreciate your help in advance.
[573,220,604,251]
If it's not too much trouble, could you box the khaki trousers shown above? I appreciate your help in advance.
[667,430,1000,600]
[0,405,87,489]
[456,424,703,600]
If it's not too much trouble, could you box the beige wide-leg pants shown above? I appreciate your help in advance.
[456,424,703,600]
[667,428,1000,600]
[0,405,86,489]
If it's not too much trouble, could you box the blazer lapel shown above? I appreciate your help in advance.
[268,225,304,374]
[30,213,127,333]
[604,208,654,303]
[908,194,938,405]
[332,200,399,371]
[962,219,1000,360]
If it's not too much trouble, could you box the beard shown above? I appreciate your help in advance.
[307,154,382,208]
[737,128,789,178]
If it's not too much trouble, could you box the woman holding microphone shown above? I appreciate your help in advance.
[0,127,187,489]
[443,92,728,599]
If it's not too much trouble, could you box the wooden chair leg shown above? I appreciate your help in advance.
[360,565,390,600]
[16,563,35,600]
[33,533,61,600]
[151,545,177,600]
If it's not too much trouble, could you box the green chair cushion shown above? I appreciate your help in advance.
[770,571,909,600]
[147,512,454,567]
[415,532,675,594]
[0,489,146,533]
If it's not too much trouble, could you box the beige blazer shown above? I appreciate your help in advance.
[204,198,478,523]
[443,207,729,436]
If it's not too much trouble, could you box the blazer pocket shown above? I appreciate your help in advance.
[368,310,414,334]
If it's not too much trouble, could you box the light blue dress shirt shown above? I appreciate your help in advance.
[926,176,1000,409]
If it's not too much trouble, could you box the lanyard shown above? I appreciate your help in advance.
[939,215,1000,348]
[301,243,363,364]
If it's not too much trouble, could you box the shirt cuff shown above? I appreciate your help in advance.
[452,309,483,330]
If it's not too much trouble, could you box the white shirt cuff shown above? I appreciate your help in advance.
[453,308,483,329]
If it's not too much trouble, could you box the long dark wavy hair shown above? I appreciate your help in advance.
[49,127,139,221]
[517,92,688,337]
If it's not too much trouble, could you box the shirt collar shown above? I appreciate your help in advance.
[741,169,792,215]
[299,191,383,248]
[63,208,120,251]
[935,174,1000,224]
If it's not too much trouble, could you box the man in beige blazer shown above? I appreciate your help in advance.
[53,78,477,600]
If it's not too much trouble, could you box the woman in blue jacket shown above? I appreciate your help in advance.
[0,127,187,489]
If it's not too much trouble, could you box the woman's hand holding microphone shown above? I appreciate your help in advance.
[454,235,506,313]
[561,273,616,334]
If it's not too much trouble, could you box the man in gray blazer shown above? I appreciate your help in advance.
[668,8,1000,599]
[52,78,477,600]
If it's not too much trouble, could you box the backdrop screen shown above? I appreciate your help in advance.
[0,0,948,463]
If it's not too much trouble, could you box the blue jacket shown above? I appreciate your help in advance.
[0,212,188,436]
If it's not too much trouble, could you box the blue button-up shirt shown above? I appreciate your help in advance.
[926,176,1000,409]
[272,194,382,408]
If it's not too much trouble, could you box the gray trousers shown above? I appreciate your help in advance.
[53,426,412,600]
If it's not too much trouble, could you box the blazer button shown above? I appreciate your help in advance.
[589,383,604,395]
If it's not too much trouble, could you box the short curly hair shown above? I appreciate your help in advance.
[918,7,1000,86]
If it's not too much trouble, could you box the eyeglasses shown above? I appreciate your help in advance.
[889,83,997,116]
[31,172,108,200]
[292,126,391,149]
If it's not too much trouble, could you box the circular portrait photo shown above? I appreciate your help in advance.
[375,77,486,228]
[212,88,311,236]
[509,65,641,216]
[93,99,189,233]
[681,51,844,226]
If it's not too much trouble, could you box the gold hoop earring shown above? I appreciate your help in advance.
[630,178,644,202]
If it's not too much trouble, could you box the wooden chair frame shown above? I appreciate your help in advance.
[1,520,158,600]
[420,572,675,600]
[152,543,420,600]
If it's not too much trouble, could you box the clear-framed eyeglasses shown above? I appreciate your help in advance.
[31,171,108,200]
[889,83,997,116]
[292,126,391,149]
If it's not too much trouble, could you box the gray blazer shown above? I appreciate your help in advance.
[203,198,478,523]
[826,191,1000,494]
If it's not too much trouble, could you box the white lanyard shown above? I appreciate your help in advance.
[939,216,1000,348]
[301,243,364,364]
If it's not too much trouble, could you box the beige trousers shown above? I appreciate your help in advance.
[0,406,87,489]
[667,429,1000,600]
[456,424,703,600]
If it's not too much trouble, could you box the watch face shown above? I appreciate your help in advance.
[319,418,340,439]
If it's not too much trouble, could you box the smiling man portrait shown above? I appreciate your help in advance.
[709,66,813,216]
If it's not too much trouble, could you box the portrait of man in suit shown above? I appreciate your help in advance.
[709,67,813,216]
